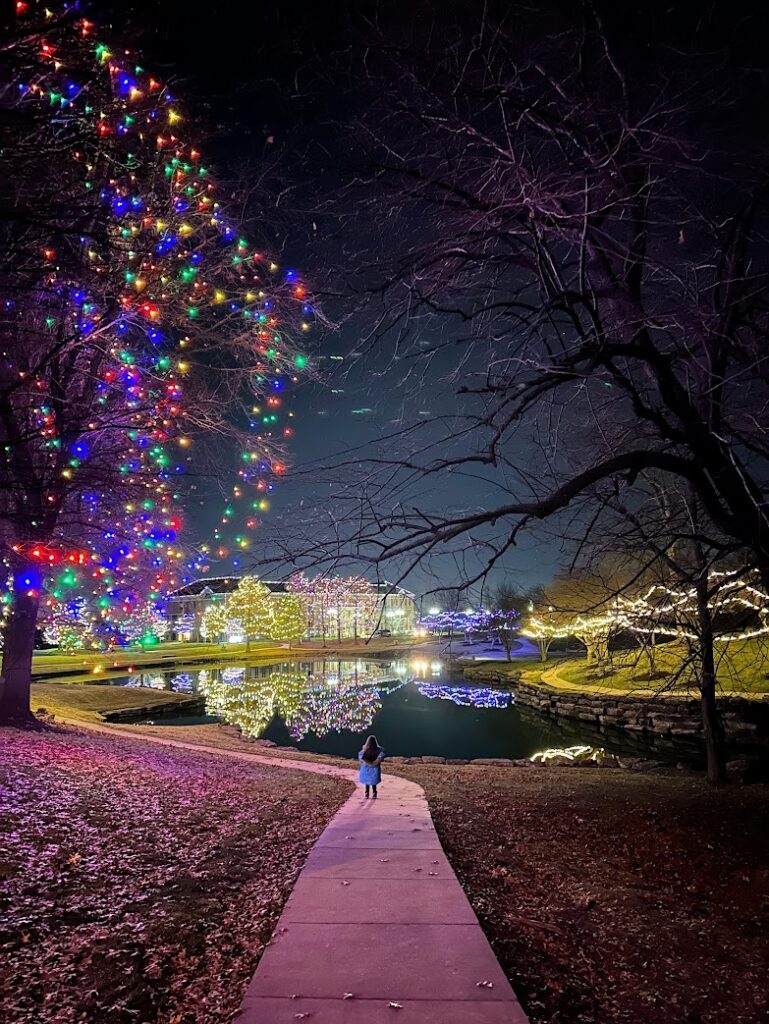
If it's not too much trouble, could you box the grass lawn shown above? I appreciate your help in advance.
[553,636,769,694]
[0,726,351,1024]
[464,657,548,680]
[30,682,198,723]
[105,722,769,1024]
[465,638,769,695]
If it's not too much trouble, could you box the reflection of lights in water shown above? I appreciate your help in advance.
[417,684,511,708]
[409,657,443,678]
[170,672,193,693]
[195,661,403,741]
[287,685,384,740]
[530,745,606,764]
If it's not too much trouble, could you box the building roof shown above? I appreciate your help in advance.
[167,577,287,598]
[167,577,415,600]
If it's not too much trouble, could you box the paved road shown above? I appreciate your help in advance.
[416,636,540,662]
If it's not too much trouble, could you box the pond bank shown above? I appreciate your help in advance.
[31,636,427,682]
[465,662,769,759]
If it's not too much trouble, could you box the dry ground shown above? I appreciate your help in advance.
[0,725,351,1024]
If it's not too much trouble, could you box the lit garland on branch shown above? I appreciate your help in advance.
[522,570,769,657]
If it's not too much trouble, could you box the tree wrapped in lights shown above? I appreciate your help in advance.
[348,578,380,638]
[226,576,272,649]
[0,3,310,722]
[522,608,574,663]
[268,593,306,642]
[118,601,169,646]
[41,596,92,652]
[288,574,344,640]
[200,600,229,643]
[570,608,626,668]
[288,574,380,640]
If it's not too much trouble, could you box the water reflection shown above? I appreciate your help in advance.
[193,660,416,740]
[124,658,513,742]
[418,684,511,708]
[120,658,702,763]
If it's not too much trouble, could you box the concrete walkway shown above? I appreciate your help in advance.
[80,724,528,1023]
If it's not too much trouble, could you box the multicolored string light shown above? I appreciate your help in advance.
[2,2,311,636]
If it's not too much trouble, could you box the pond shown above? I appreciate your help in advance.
[109,656,702,763]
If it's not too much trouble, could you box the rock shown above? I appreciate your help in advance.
[726,757,764,783]
[445,758,470,765]
[254,738,277,748]
[420,756,447,763]
[470,758,515,766]
[724,721,758,735]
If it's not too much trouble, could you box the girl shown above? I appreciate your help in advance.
[358,734,384,798]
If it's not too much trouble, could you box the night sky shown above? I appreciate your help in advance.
[103,0,769,600]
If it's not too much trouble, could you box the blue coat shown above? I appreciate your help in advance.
[358,749,384,784]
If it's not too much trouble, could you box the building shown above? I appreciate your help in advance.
[165,577,418,641]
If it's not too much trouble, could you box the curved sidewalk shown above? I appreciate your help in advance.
[85,727,528,1023]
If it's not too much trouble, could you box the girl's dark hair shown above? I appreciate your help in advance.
[362,735,380,763]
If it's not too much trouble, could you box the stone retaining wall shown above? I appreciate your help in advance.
[468,668,769,750]
[102,696,204,722]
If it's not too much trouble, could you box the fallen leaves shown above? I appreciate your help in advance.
[0,727,351,1024]
[392,764,769,1024]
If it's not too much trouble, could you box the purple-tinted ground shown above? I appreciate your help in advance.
[0,726,351,1024]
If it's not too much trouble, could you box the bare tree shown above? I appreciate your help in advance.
[486,583,520,660]
[281,4,769,599]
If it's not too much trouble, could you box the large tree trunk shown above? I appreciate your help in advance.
[0,572,41,725]
[696,576,727,785]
